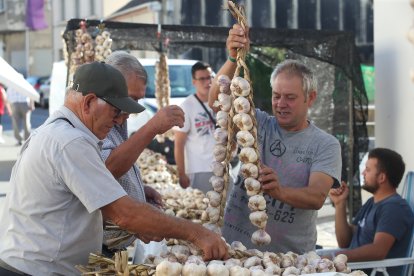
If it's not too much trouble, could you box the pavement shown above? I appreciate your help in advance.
[0,108,344,251]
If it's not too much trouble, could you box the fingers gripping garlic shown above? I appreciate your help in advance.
[233,113,253,131]
[216,111,228,128]
[244,177,261,196]
[230,76,251,97]
[241,163,259,178]
[234,96,251,114]
[236,130,255,147]
[239,147,258,163]
[249,211,268,229]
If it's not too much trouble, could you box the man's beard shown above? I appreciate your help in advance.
[362,181,379,194]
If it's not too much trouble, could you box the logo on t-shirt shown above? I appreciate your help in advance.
[195,112,213,136]
[270,139,286,157]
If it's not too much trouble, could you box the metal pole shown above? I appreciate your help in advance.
[348,79,354,223]
[25,27,30,76]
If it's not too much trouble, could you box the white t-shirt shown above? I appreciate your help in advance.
[175,95,216,174]
[0,106,127,275]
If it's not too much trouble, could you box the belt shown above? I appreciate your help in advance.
[0,259,26,275]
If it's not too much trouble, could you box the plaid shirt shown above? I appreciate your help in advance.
[101,122,146,248]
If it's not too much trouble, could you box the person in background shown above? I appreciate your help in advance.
[208,24,342,254]
[7,82,34,146]
[330,148,414,276]
[0,62,228,275]
[0,83,12,144]
[102,51,188,256]
[174,61,217,193]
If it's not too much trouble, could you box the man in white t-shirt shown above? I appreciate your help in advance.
[174,61,216,193]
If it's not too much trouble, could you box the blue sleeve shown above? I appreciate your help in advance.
[376,202,411,240]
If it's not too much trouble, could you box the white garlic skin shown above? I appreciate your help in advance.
[229,266,250,276]
[265,264,281,275]
[206,206,220,223]
[213,144,227,162]
[251,229,271,246]
[214,128,228,143]
[217,74,231,94]
[236,130,255,147]
[155,260,182,276]
[244,177,262,196]
[182,262,207,276]
[209,175,225,192]
[230,240,247,251]
[230,76,251,97]
[216,110,228,128]
[248,194,267,211]
[211,161,226,177]
[234,96,251,114]
[239,147,258,163]
[301,264,317,274]
[263,251,281,268]
[206,190,222,207]
[218,93,232,112]
[241,163,259,179]
[243,256,262,268]
[282,266,300,276]
[224,258,242,268]
[233,113,253,131]
[206,263,229,276]
[249,211,268,229]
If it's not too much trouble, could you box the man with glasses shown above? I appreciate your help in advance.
[0,62,228,275]
[101,51,188,257]
[174,61,217,193]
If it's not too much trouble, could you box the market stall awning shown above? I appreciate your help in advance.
[0,56,40,102]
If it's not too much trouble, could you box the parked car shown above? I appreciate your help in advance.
[38,77,51,108]
[26,75,49,107]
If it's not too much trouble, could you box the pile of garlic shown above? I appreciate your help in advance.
[94,30,112,62]
[149,239,366,276]
[137,149,177,185]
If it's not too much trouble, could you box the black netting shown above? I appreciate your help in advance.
[63,19,368,215]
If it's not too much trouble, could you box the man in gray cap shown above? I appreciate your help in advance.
[0,62,228,275]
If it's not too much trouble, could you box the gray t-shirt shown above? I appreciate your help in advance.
[222,109,341,253]
[0,106,127,275]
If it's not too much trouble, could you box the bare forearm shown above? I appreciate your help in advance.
[337,244,388,262]
[106,122,158,178]
[334,202,354,248]
[174,141,186,176]
[277,186,328,210]
[208,60,237,111]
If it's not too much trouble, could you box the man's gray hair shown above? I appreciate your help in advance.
[105,51,147,84]
[270,59,317,97]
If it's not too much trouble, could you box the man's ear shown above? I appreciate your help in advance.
[83,94,96,115]
[307,90,317,106]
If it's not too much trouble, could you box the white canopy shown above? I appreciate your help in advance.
[0,56,40,102]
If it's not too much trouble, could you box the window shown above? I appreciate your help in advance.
[0,0,5,13]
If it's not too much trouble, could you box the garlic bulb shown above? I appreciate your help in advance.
[250,267,266,276]
[216,111,228,128]
[214,128,228,143]
[248,195,267,211]
[217,75,231,94]
[182,262,207,276]
[240,163,259,178]
[233,113,253,131]
[206,263,229,276]
[155,260,182,276]
[249,211,268,228]
[239,147,258,163]
[211,161,226,177]
[224,258,242,268]
[264,264,281,275]
[230,76,251,97]
[301,264,317,274]
[230,240,247,251]
[206,206,220,223]
[229,266,250,276]
[206,191,222,207]
[251,229,271,246]
[236,130,255,147]
[244,177,261,196]
[234,96,251,114]
[171,244,190,263]
[203,222,222,235]
[282,266,300,276]
[209,176,225,192]
[213,144,227,162]
[217,93,232,112]
[263,252,281,268]
[243,256,262,268]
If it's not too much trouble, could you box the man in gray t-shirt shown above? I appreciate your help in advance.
[209,24,341,253]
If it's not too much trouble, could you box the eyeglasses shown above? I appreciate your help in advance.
[194,76,213,82]
[99,97,128,118]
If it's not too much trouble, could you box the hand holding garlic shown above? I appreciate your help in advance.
[259,164,283,200]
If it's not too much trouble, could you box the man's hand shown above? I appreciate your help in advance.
[329,181,349,207]
[150,105,184,134]
[259,164,283,200]
[144,185,163,209]
[179,174,190,189]
[226,24,250,59]
[189,227,229,261]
